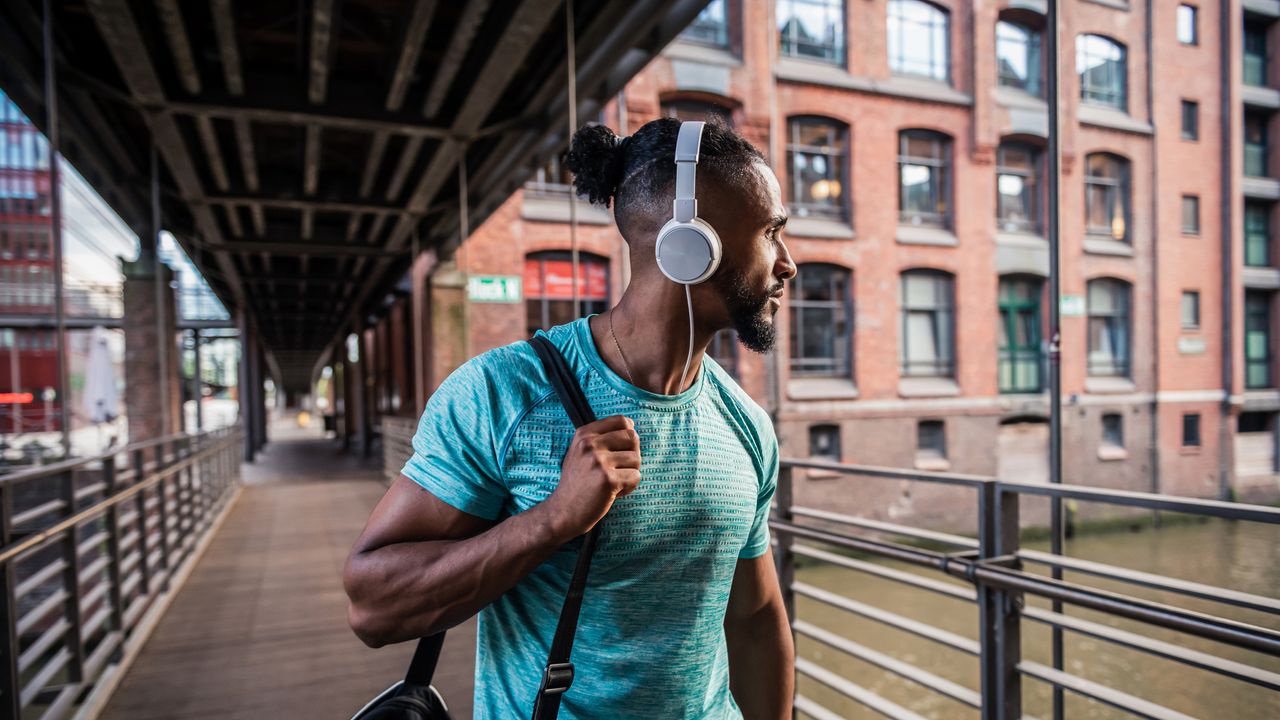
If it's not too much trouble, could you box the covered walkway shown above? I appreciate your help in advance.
[92,423,477,720]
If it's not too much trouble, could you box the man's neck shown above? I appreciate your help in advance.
[589,289,717,395]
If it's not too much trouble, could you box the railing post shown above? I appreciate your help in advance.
[0,485,22,720]
[60,469,85,684]
[155,446,172,593]
[978,481,1022,720]
[133,448,150,598]
[103,456,125,647]
[774,464,795,626]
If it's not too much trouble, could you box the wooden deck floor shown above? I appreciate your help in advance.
[97,428,477,720]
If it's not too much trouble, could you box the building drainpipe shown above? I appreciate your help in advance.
[1045,2,1066,717]
[766,0,782,429]
[1145,0,1162,525]
[1219,0,1237,500]
[43,0,71,456]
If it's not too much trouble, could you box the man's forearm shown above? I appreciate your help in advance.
[725,600,795,719]
[345,503,572,646]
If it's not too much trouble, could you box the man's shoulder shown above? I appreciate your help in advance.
[432,339,549,411]
[702,360,776,453]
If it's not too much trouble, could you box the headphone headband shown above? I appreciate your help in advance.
[673,121,705,224]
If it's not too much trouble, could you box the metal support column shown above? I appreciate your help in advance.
[43,0,71,455]
[1045,1,1066,717]
[238,313,255,463]
[773,464,795,625]
[192,329,203,431]
[977,481,1022,720]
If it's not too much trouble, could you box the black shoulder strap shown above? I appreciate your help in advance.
[404,632,444,686]
[528,335,601,720]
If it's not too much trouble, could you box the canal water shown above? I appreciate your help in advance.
[794,516,1280,719]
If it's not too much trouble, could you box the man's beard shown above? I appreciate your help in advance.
[715,268,783,353]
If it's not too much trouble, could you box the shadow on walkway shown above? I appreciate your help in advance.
[98,427,477,720]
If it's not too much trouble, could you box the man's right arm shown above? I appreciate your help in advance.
[342,415,642,648]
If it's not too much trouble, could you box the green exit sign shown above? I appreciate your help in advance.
[468,275,522,303]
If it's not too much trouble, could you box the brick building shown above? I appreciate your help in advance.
[400,0,1278,528]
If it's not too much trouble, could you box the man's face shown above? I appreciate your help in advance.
[703,162,795,353]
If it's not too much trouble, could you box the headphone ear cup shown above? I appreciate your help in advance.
[656,219,721,285]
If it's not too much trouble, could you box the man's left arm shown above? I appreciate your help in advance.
[724,549,795,719]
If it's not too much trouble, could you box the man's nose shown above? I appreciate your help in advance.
[775,239,797,282]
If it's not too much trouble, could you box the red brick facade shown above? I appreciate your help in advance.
[402,0,1278,528]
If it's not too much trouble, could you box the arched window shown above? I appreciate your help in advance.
[524,251,609,336]
[901,269,955,378]
[996,17,1042,96]
[1077,34,1127,110]
[888,0,950,82]
[997,141,1042,233]
[899,130,951,228]
[998,276,1044,393]
[1087,278,1131,377]
[790,263,853,377]
[786,117,848,220]
[1084,153,1130,242]
[778,0,845,65]
[662,98,734,127]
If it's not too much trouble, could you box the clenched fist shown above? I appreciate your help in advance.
[542,415,642,539]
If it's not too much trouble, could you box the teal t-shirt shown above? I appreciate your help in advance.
[401,317,778,719]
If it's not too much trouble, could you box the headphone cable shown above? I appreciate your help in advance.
[679,284,694,392]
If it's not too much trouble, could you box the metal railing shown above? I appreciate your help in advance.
[773,458,1280,720]
[0,424,242,720]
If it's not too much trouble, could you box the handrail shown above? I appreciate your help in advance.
[772,458,1280,720]
[0,426,232,486]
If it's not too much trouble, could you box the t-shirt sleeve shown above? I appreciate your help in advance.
[739,420,779,559]
[400,359,508,520]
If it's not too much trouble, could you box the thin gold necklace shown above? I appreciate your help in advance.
[607,310,637,385]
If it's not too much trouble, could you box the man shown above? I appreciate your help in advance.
[343,117,797,719]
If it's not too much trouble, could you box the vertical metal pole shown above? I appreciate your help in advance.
[60,469,85,682]
[155,445,171,591]
[0,485,22,720]
[103,456,125,638]
[133,448,150,598]
[458,146,472,360]
[1045,1,1066,717]
[977,482,1022,720]
[773,465,795,624]
[193,329,203,431]
[44,0,71,456]
[566,0,581,320]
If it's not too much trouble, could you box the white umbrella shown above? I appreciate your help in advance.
[81,326,119,425]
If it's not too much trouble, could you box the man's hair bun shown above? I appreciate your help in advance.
[565,124,628,208]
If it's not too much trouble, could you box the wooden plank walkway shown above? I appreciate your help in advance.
[97,427,477,720]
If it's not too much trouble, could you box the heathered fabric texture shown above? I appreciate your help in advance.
[401,317,778,719]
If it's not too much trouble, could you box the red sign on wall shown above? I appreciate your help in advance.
[524,259,608,300]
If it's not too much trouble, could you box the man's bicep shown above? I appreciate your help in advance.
[353,474,498,553]
[725,551,783,626]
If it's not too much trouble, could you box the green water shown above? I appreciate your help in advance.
[793,517,1280,719]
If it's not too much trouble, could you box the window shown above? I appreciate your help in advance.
[1177,5,1198,46]
[901,270,955,378]
[996,20,1042,96]
[1085,154,1130,242]
[786,118,847,220]
[1245,21,1268,87]
[778,0,845,65]
[1182,195,1200,235]
[1246,112,1269,178]
[997,142,1041,233]
[1087,279,1131,377]
[790,264,852,377]
[1246,202,1272,267]
[887,0,950,82]
[1181,100,1199,141]
[999,277,1043,393]
[524,252,609,337]
[809,424,841,462]
[1246,291,1273,389]
[525,154,573,199]
[1183,413,1202,448]
[899,130,951,227]
[1182,291,1201,329]
[709,329,739,378]
[1102,413,1124,448]
[1077,35,1127,110]
[663,99,734,127]
[917,420,946,459]
[682,0,729,47]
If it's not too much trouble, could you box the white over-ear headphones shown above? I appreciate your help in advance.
[655,121,722,285]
